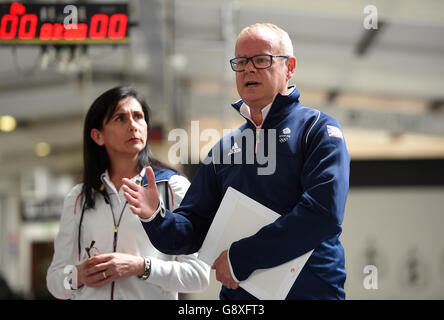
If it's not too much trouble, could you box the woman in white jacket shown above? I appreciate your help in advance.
[46,86,210,300]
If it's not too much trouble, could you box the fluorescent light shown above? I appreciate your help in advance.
[0,115,17,132]
[35,142,51,157]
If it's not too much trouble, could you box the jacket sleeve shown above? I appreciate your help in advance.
[46,184,84,299]
[229,114,350,281]
[141,153,222,255]
[147,253,210,293]
[144,174,210,292]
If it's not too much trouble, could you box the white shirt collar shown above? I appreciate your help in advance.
[238,87,295,129]
[239,103,272,129]
[100,167,145,195]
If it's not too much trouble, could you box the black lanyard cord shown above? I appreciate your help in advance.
[78,201,87,260]
[77,191,127,260]
[112,200,128,251]
[76,176,147,260]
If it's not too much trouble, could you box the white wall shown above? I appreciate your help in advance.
[342,187,444,299]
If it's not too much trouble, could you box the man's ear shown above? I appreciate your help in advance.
[90,128,105,146]
[286,56,296,80]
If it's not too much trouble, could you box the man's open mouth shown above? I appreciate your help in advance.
[245,81,260,87]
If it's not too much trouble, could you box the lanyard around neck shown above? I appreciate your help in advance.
[100,179,139,251]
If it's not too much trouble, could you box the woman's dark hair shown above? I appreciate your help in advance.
[82,86,177,209]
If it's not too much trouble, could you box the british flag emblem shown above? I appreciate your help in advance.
[327,125,343,139]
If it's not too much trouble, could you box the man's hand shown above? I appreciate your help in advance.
[122,166,159,220]
[212,250,239,290]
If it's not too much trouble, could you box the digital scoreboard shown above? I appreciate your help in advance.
[0,2,129,45]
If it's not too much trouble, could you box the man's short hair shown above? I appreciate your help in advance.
[236,23,294,56]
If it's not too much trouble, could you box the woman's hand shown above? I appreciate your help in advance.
[122,166,160,220]
[74,259,88,289]
[77,253,145,288]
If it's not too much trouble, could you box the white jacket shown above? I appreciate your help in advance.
[46,169,210,300]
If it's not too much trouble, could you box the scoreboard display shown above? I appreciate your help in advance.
[0,2,129,45]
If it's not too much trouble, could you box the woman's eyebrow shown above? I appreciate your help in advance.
[112,112,126,118]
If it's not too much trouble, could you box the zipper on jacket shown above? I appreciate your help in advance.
[255,127,261,155]
[103,177,141,300]
[109,202,127,300]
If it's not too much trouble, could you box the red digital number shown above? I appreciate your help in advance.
[52,23,64,40]
[18,14,37,39]
[89,14,109,39]
[108,14,127,39]
[0,14,19,39]
[10,2,25,15]
[64,23,87,40]
[77,24,88,40]
[39,23,52,40]
[1,2,128,42]
[39,23,88,41]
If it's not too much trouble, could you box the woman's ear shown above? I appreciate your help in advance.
[90,128,105,146]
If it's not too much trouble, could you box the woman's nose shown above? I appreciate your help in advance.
[129,117,138,131]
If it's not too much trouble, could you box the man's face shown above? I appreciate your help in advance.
[235,28,292,109]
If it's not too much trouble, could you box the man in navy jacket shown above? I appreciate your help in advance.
[123,23,350,299]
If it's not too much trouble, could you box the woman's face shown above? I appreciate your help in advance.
[90,97,148,160]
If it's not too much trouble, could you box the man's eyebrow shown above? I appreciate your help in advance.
[235,53,269,57]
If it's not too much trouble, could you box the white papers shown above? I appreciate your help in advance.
[198,187,313,300]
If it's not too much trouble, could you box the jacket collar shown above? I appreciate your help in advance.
[100,168,145,194]
[153,169,176,183]
[231,85,300,127]
[100,168,177,190]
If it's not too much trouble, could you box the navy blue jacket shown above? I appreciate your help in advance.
[142,86,350,299]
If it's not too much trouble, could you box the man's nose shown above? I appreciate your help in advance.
[244,58,256,72]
